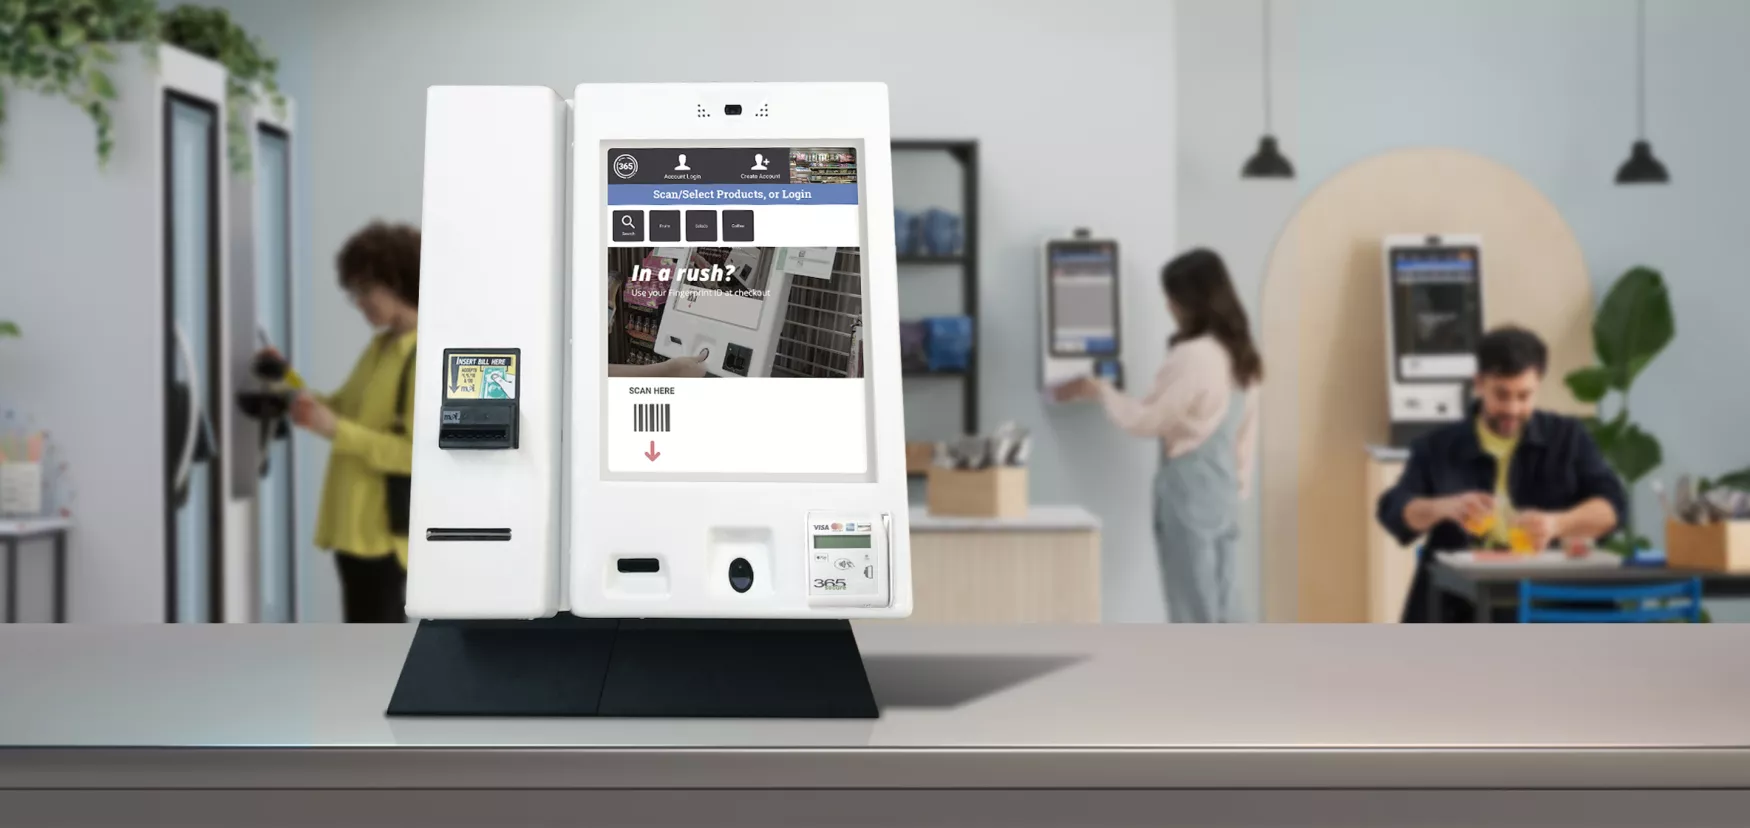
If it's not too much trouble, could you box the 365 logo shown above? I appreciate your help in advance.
[613,153,638,179]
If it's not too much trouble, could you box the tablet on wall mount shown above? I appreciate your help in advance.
[568,83,912,620]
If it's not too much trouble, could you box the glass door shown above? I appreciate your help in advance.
[165,93,223,623]
[255,124,297,623]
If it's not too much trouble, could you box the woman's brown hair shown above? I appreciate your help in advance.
[1162,248,1263,387]
[336,221,421,307]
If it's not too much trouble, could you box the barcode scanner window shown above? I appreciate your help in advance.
[634,403,671,433]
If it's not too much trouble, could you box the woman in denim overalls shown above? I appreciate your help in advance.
[1059,249,1263,622]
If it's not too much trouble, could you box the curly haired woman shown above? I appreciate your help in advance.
[266,221,421,622]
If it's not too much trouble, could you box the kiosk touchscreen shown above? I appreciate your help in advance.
[1041,231,1123,393]
[569,83,912,620]
[1382,234,1485,446]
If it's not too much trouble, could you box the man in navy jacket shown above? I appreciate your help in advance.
[1376,326,1628,622]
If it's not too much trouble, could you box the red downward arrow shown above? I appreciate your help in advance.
[644,441,661,461]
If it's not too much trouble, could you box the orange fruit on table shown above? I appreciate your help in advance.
[1507,526,1535,555]
[1464,513,1497,537]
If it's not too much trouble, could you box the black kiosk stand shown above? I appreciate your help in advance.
[387,616,878,718]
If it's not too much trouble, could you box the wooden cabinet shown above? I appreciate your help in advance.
[1364,450,1418,623]
[887,506,1102,624]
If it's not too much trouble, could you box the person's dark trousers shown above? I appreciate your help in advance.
[334,552,407,623]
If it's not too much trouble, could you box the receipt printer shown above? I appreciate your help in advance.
[438,347,521,450]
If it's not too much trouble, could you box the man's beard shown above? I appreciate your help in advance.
[1486,414,1523,437]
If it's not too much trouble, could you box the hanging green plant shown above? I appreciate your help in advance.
[0,2,281,173]
[159,4,284,173]
[0,0,161,168]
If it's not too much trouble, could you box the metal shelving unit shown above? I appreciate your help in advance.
[894,139,979,447]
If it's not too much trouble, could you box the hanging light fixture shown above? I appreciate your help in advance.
[1616,0,1669,184]
[1242,0,1294,179]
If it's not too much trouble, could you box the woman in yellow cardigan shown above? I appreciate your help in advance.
[285,222,421,623]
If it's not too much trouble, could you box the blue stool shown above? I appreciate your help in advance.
[1517,578,1703,623]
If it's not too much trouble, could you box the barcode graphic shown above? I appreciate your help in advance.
[634,403,671,433]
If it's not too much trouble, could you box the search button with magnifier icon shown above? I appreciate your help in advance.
[612,210,644,242]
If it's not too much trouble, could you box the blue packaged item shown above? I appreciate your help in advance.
[923,316,973,373]
[899,320,930,373]
[894,209,920,257]
[920,208,962,257]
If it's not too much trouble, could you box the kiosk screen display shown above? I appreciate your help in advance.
[1047,241,1119,356]
[1389,245,1482,378]
[601,143,871,480]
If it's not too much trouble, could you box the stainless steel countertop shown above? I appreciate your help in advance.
[3,624,1750,789]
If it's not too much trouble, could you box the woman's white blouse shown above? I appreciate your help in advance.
[1094,335,1260,499]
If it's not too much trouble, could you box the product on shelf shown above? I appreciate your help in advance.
[920,208,963,257]
[895,209,920,257]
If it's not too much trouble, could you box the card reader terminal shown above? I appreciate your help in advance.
[1093,357,1123,390]
[806,511,888,607]
[438,347,521,450]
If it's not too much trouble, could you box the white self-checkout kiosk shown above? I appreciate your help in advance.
[392,83,908,719]
[1041,229,1124,393]
[1382,234,1485,447]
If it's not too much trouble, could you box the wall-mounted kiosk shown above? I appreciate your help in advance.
[1382,234,1485,446]
[393,83,908,719]
[231,93,302,624]
[1041,229,1123,393]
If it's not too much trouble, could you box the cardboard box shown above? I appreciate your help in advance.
[905,442,935,475]
[927,466,1027,518]
[1666,518,1750,572]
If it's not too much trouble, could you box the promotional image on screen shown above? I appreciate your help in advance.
[603,144,868,478]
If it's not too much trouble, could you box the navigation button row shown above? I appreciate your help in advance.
[609,210,755,244]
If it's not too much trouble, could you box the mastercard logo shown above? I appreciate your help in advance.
[831,523,842,531]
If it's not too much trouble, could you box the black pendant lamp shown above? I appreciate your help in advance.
[1243,0,1294,179]
[1616,0,1669,184]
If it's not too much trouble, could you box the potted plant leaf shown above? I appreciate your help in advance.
[0,2,281,172]
[158,5,285,172]
[0,0,160,166]
[1563,265,1673,557]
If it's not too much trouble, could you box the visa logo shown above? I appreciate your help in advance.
[812,524,831,531]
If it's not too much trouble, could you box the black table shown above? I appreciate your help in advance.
[0,517,69,623]
[1427,558,1750,622]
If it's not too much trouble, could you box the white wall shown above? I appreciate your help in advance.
[1180,0,1750,616]
[213,0,1184,622]
[0,60,164,622]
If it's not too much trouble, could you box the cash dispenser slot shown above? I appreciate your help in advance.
[426,528,512,542]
